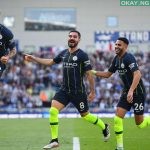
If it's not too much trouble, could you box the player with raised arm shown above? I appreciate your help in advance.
[92,37,150,150]
[0,24,16,77]
[24,30,110,149]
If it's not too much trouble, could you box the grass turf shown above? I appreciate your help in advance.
[0,118,150,150]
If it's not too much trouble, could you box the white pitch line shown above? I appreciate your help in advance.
[73,137,80,150]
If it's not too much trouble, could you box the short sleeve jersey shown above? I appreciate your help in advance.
[0,24,15,57]
[108,52,145,94]
[53,49,92,93]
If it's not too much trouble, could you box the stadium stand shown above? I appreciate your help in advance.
[0,48,149,114]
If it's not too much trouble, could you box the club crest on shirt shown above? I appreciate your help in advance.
[121,63,125,68]
[73,56,77,61]
[0,34,2,39]
[0,34,2,46]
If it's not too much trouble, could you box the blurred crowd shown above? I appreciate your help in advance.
[0,47,149,113]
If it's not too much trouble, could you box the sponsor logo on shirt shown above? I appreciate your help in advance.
[63,62,77,68]
[118,69,127,75]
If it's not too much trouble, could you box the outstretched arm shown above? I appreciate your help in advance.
[24,54,55,66]
[91,70,113,78]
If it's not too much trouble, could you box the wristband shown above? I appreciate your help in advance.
[91,70,97,75]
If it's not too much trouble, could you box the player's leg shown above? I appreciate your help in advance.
[114,92,130,150]
[135,114,150,128]
[81,111,110,141]
[50,100,64,139]
[114,107,127,150]
[43,90,69,149]
[81,111,105,130]
[133,94,150,128]
[70,92,110,141]
[43,100,64,149]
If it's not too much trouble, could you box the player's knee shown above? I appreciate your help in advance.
[114,116,122,124]
[49,107,59,117]
[80,112,89,117]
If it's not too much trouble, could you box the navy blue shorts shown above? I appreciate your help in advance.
[117,92,146,115]
[53,89,89,113]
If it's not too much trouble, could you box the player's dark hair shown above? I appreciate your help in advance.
[118,37,129,45]
[69,30,81,38]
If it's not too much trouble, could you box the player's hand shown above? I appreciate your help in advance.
[127,90,133,103]
[24,54,35,62]
[88,91,96,102]
[0,55,9,64]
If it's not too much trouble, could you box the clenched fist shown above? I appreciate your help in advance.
[0,55,9,64]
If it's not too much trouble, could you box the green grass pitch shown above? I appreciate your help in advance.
[0,118,150,150]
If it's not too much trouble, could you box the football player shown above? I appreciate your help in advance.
[24,30,110,149]
[92,37,150,150]
[0,24,16,77]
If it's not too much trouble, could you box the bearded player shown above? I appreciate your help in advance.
[24,30,110,149]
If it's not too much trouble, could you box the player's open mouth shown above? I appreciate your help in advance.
[69,40,75,43]
[115,48,120,52]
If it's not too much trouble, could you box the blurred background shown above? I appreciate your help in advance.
[0,0,149,118]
